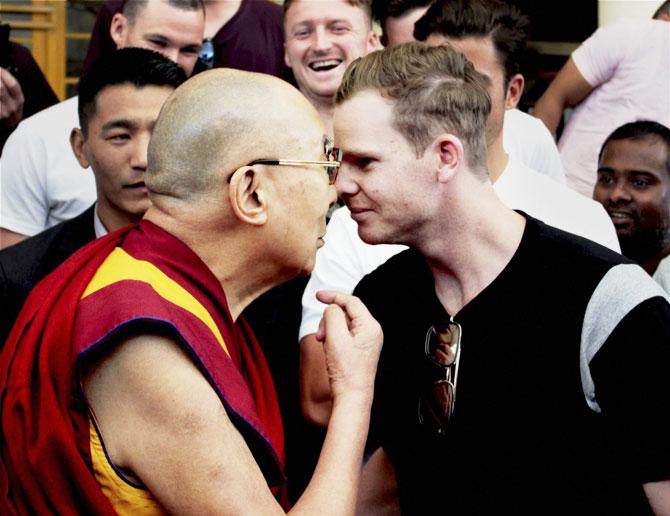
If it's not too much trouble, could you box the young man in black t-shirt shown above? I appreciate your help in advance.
[332,41,670,514]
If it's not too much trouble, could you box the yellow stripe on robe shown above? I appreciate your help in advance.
[89,421,166,515]
[81,247,229,356]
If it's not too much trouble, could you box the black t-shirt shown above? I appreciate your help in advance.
[355,215,670,515]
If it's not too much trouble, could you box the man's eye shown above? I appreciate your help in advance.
[294,29,311,38]
[357,157,373,169]
[632,178,651,189]
[597,175,614,185]
[331,25,349,34]
[108,134,130,142]
[148,39,167,48]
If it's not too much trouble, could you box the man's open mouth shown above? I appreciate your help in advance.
[309,59,342,72]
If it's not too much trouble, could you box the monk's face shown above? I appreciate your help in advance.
[264,129,338,275]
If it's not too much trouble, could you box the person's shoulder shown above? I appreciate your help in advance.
[505,108,545,130]
[242,0,283,26]
[525,214,627,272]
[0,207,95,286]
[12,96,78,134]
[354,248,427,299]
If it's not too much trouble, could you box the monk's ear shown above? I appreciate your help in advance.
[70,128,91,170]
[227,166,268,226]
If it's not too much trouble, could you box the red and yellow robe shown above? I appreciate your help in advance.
[0,221,285,514]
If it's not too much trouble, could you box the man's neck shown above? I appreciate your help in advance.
[143,206,293,321]
[301,90,335,138]
[203,0,243,38]
[487,134,509,183]
[96,203,140,234]
[641,243,670,276]
[416,179,525,316]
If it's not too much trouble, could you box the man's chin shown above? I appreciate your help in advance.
[619,229,668,263]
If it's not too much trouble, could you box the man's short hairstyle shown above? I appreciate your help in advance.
[78,48,186,135]
[654,0,670,19]
[414,0,529,84]
[335,41,491,173]
[283,0,374,26]
[372,0,433,25]
[599,121,670,175]
[123,0,205,25]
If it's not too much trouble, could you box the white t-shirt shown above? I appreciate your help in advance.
[653,255,670,294]
[559,19,670,197]
[503,108,565,184]
[299,155,619,339]
[0,97,96,236]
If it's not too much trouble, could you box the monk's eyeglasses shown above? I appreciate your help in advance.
[247,137,342,185]
[417,318,462,436]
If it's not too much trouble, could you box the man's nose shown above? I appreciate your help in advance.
[312,27,333,52]
[610,180,633,203]
[335,163,359,198]
[160,47,180,66]
[327,183,338,207]
[131,134,150,170]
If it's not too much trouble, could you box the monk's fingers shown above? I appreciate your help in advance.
[316,290,371,326]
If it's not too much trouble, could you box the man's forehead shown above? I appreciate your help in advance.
[601,137,670,171]
[426,34,500,73]
[92,83,173,118]
[285,0,370,25]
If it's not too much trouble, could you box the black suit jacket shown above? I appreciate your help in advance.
[0,205,97,345]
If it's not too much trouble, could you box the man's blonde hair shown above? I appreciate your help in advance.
[336,42,491,173]
[283,0,374,26]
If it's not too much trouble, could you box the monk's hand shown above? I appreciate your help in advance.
[315,290,383,401]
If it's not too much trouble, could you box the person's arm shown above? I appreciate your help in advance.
[84,291,382,514]
[299,208,403,427]
[300,333,333,427]
[356,448,400,516]
[589,296,670,514]
[533,57,594,135]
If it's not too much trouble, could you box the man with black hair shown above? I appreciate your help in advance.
[594,121,670,292]
[83,0,289,78]
[534,0,670,197]
[0,0,204,249]
[371,0,433,47]
[0,48,186,345]
[414,0,564,183]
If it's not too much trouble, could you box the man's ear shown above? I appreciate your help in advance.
[110,13,128,48]
[504,73,525,110]
[70,128,91,169]
[228,166,268,226]
[367,29,381,52]
[433,134,465,184]
[284,43,292,69]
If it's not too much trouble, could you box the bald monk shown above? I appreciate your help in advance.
[0,69,383,514]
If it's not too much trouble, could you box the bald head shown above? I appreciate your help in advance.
[147,69,324,203]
